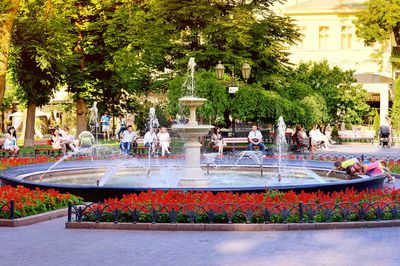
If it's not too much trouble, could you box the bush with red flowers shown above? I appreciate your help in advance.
[78,188,400,224]
[0,185,83,219]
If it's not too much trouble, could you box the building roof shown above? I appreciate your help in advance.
[283,0,366,15]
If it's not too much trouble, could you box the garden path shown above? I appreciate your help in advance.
[0,216,399,266]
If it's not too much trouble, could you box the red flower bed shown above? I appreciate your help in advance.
[76,188,400,224]
[0,185,82,219]
[104,187,400,206]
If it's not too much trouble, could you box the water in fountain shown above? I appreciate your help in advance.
[182,57,196,96]
[234,151,264,176]
[203,153,220,174]
[276,116,287,181]
[39,148,84,182]
[89,102,99,143]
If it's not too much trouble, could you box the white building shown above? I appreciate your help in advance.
[280,0,394,125]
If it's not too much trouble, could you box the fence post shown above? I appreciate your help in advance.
[9,200,14,220]
[67,201,72,222]
[299,201,303,223]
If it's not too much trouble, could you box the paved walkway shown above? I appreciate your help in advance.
[315,143,400,157]
[0,217,399,266]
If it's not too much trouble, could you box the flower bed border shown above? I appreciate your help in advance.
[65,220,400,231]
[66,199,400,231]
[0,208,68,227]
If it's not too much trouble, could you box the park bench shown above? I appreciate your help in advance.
[291,135,307,153]
[34,140,63,156]
[337,130,375,144]
[213,137,262,151]
[0,139,17,158]
[130,138,150,155]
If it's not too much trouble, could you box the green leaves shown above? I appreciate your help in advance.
[355,0,400,45]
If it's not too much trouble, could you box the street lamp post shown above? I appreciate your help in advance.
[215,61,251,137]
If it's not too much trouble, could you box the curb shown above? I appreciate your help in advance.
[65,220,400,231]
[0,208,68,227]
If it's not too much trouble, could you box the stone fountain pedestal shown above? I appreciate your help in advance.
[172,97,214,187]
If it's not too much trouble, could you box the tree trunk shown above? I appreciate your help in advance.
[76,97,88,135]
[23,103,36,147]
[0,0,21,108]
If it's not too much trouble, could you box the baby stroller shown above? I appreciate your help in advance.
[379,126,391,148]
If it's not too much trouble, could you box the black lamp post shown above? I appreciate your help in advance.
[215,61,251,136]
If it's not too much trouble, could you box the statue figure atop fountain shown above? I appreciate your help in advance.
[148,107,159,130]
[172,58,214,187]
[89,102,99,143]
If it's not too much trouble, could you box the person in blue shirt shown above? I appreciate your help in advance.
[101,112,111,141]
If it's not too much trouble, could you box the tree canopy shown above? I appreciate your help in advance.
[354,0,400,46]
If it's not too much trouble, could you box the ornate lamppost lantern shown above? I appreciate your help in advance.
[215,60,225,80]
[241,61,251,83]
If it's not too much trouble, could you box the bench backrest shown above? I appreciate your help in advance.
[136,138,144,144]
[223,137,249,144]
[33,140,52,146]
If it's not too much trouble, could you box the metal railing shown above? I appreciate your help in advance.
[67,201,400,224]
[0,200,15,220]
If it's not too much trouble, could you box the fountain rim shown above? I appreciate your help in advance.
[0,160,386,199]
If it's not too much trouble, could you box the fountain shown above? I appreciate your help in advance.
[276,116,287,181]
[0,59,387,202]
[172,58,214,186]
[89,102,99,143]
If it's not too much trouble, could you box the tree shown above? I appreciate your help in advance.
[354,0,400,46]
[9,0,68,146]
[150,0,300,86]
[283,61,370,125]
[0,0,20,108]
[391,79,400,134]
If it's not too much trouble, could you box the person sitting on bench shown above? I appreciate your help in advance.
[4,127,20,157]
[248,125,265,154]
[294,125,313,153]
[120,125,139,155]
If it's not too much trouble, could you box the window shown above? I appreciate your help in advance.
[319,26,329,49]
[341,26,352,50]
[297,26,306,49]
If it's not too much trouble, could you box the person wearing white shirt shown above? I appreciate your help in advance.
[309,125,328,149]
[144,128,157,155]
[120,125,139,154]
[4,127,19,157]
[248,125,265,154]
[157,127,171,156]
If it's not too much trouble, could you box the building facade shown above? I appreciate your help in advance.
[281,0,394,125]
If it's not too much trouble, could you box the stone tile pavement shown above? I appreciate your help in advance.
[0,216,400,266]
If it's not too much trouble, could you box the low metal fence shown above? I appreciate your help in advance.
[67,201,400,224]
[0,200,14,220]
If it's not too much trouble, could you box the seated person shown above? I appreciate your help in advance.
[293,125,313,152]
[326,157,361,176]
[157,127,171,156]
[309,125,326,149]
[144,128,157,155]
[62,127,79,152]
[120,125,138,154]
[248,125,266,154]
[211,127,225,156]
[4,127,20,157]
[51,128,66,154]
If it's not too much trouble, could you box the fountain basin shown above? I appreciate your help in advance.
[0,159,386,202]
